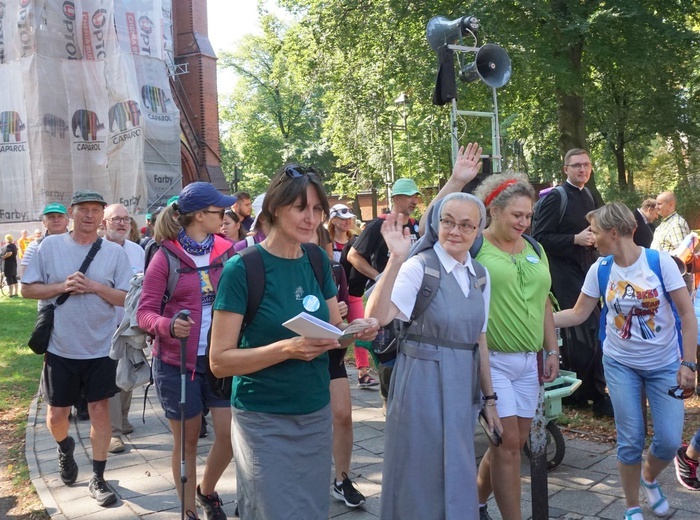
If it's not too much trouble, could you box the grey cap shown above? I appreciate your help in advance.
[70,189,107,207]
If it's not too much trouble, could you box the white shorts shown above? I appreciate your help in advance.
[488,350,539,419]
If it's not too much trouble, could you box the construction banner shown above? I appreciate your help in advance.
[0,0,179,223]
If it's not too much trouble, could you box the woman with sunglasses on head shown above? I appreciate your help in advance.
[209,165,379,520]
[137,182,236,520]
[329,203,376,387]
[554,202,697,520]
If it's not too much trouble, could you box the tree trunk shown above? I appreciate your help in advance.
[613,130,628,190]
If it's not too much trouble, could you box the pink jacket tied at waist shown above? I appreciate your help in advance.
[137,236,233,372]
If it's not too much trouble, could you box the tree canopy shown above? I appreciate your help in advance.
[219,0,700,220]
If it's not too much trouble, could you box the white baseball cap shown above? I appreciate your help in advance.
[329,203,355,220]
[250,193,265,230]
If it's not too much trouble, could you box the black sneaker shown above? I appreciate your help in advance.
[88,475,117,507]
[57,436,78,485]
[199,415,208,439]
[674,445,700,491]
[332,472,366,508]
[358,373,379,389]
[479,504,493,520]
[196,485,226,520]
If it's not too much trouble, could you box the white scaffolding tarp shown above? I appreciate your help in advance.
[0,0,179,222]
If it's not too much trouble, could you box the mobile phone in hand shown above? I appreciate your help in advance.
[478,409,502,447]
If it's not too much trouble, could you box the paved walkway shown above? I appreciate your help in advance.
[26,368,698,519]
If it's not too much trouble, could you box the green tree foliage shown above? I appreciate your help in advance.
[222,1,700,215]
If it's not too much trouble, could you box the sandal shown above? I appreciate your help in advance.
[640,477,669,517]
[624,507,643,520]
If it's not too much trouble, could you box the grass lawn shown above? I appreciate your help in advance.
[0,294,48,517]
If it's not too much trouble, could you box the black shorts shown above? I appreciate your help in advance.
[43,352,118,407]
[327,347,348,380]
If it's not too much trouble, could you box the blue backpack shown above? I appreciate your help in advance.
[596,248,682,355]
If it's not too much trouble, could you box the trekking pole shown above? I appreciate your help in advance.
[172,310,191,520]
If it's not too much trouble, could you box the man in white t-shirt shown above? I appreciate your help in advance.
[103,204,146,454]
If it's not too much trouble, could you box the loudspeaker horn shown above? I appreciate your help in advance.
[426,15,479,52]
[459,43,512,88]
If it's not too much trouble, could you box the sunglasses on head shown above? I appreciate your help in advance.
[333,208,352,216]
[667,385,694,400]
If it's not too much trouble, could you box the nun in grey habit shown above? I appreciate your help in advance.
[365,193,501,520]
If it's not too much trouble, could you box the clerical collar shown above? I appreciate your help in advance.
[565,179,586,191]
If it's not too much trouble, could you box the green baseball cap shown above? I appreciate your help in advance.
[167,195,179,206]
[70,189,107,206]
[41,202,68,215]
[391,178,422,197]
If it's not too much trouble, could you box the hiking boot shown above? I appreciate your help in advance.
[332,472,365,508]
[57,436,78,485]
[358,373,379,389]
[108,436,125,454]
[674,445,700,491]
[196,485,226,520]
[88,475,117,507]
[479,504,492,520]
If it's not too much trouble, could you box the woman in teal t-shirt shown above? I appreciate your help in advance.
[210,165,378,520]
[473,173,560,520]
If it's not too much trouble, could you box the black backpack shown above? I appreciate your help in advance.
[530,184,595,237]
[205,243,326,400]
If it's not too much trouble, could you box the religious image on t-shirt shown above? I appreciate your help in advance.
[199,269,216,306]
[608,280,658,340]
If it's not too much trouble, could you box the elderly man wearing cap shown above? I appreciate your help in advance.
[22,190,133,508]
[19,203,71,281]
[348,178,422,400]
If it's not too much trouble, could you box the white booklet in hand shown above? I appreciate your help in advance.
[282,312,367,339]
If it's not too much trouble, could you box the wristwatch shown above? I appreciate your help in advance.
[681,361,697,372]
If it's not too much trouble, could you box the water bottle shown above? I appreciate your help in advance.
[372,326,393,354]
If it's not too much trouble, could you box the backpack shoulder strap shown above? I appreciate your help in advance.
[597,255,614,342]
[644,248,683,353]
[239,246,264,326]
[554,185,568,224]
[245,235,255,247]
[583,186,596,207]
[471,259,488,291]
[410,249,442,322]
[301,243,325,289]
[469,234,484,259]
[522,234,542,258]
[159,247,181,313]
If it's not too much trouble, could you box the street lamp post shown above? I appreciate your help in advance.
[387,92,410,209]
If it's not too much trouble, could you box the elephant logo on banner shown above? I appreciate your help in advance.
[109,100,142,132]
[141,85,170,113]
[43,114,69,139]
[0,111,26,142]
[72,109,104,141]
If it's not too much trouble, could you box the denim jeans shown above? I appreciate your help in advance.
[603,355,684,465]
[692,428,700,454]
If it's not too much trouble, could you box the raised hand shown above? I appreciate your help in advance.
[452,142,483,185]
[380,211,412,259]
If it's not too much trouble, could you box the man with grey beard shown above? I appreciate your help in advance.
[103,204,145,454]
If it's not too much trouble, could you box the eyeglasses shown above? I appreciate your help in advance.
[565,162,592,169]
[106,217,130,224]
[201,209,225,218]
[667,385,694,400]
[439,218,477,235]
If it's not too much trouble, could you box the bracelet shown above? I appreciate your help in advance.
[482,393,498,402]
[545,350,560,357]
[484,401,497,407]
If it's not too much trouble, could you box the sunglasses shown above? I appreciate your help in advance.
[332,208,353,217]
[201,209,226,218]
[667,385,694,400]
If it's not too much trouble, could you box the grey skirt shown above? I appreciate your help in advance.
[231,404,332,520]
